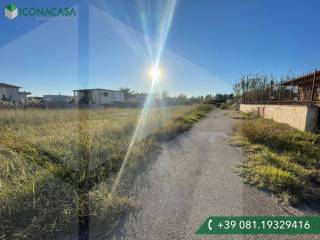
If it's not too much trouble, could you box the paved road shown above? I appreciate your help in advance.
[111,109,311,240]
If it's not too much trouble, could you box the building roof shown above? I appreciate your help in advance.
[0,83,21,88]
[279,69,320,87]
[73,88,123,93]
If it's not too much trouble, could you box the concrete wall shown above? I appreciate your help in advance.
[240,104,319,131]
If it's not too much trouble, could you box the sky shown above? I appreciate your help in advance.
[1,0,320,97]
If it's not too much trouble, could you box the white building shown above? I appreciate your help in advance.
[43,94,73,103]
[0,83,31,103]
[73,89,124,105]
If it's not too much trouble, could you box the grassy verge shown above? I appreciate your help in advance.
[232,112,320,206]
[0,104,212,239]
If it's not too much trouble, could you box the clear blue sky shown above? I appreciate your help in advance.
[1,0,320,97]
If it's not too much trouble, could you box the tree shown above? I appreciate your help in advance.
[177,94,187,104]
[203,94,214,103]
[161,90,169,99]
[119,87,134,100]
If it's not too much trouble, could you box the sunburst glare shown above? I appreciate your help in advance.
[149,65,162,82]
[111,0,178,194]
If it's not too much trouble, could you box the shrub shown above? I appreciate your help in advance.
[234,117,320,205]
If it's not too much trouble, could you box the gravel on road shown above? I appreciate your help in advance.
[111,109,314,240]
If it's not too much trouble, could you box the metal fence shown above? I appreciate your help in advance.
[240,70,320,107]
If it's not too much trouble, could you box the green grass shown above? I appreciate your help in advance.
[0,104,212,239]
[233,114,320,206]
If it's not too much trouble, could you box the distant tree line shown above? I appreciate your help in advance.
[119,87,233,106]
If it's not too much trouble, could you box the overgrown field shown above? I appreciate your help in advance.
[233,113,320,206]
[0,104,212,239]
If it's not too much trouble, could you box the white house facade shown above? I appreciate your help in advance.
[0,83,31,103]
[73,89,124,105]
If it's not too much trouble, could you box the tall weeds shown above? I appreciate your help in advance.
[0,104,212,239]
[234,117,320,205]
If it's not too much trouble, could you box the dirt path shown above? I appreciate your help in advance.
[111,109,311,240]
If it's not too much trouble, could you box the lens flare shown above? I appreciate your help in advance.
[149,65,162,81]
[110,0,178,195]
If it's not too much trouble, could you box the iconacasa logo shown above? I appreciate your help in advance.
[4,3,77,20]
[5,3,17,19]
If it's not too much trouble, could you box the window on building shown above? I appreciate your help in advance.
[103,92,108,97]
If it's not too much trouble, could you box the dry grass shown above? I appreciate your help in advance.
[233,114,320,206]
[0,104,212,239]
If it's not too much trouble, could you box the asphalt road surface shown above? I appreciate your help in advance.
[111,109,314,240]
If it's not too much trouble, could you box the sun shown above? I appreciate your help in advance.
[149,66,162,81]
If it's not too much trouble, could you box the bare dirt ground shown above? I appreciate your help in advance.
[110,109,316,240]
